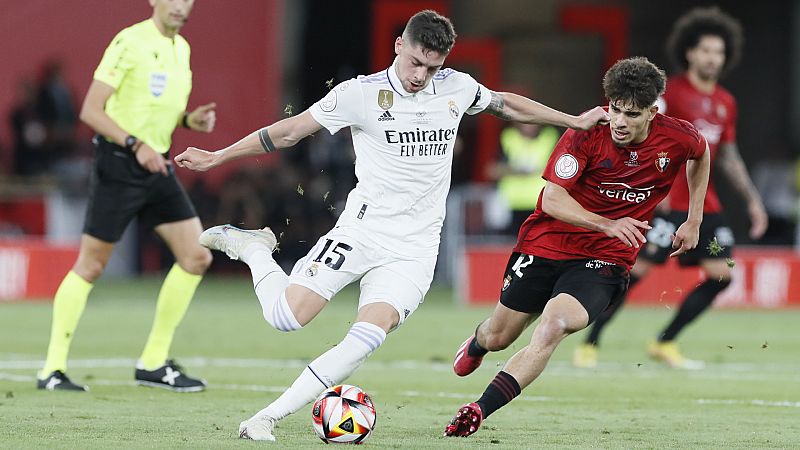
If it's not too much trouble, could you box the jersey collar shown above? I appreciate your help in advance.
[387,57,436,97]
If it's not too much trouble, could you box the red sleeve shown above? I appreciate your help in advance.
[690,130,708,159]
[720,98,737,144]
[541,128,591,191]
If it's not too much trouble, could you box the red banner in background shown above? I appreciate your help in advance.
[0,240,77,301]
[462,245,800,308]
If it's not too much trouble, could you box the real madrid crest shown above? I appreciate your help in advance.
[378,90,393,110]
[655,151,670,173]
[448,100,459,119]
[306,263,319,277]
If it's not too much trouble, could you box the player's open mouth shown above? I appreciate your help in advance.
[612,129,628,139]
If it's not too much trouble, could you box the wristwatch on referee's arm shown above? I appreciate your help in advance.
[124,135,142,153]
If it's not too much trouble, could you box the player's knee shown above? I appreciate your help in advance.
[178,248,212,275]
[263,291,305,332]
[536,314,576,345]
[73,256,107,283]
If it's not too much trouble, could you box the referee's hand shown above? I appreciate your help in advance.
[136,144,169,176]
[186,102,217,132]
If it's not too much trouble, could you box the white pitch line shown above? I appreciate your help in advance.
[3,372,797,410]
[697,398,800,408]
[0,372,287,393]
[1,357,798,384]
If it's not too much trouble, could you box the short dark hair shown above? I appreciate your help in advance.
[666,6,743,75]
[603,57,666,109]
[402,10,456,54]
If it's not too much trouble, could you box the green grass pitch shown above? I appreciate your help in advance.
[1,276,798,449]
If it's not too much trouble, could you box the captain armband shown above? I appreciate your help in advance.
[258,127,276,153]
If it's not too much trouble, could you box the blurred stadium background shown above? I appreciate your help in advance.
[1,0,799,447]
[1,0,800,305]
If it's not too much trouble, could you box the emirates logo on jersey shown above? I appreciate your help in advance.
[655,152,670,173]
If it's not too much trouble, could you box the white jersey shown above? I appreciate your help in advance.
[309,58,491,258]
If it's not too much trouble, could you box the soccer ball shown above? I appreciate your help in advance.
[311,384,376,444]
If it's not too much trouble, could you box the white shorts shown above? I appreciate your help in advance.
[288,226,436,325]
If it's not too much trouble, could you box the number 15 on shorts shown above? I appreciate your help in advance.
[313,239,353,270]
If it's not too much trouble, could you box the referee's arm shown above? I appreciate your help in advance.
[80,80,168,175]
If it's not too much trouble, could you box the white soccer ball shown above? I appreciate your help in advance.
[311,384,376,444]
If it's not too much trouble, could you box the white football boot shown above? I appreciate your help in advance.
[199,224,277,261]
[239,416,277,441]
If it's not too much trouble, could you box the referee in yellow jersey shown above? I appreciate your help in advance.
[38,0,214,392]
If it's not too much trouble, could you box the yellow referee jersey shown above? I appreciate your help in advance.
[94,19,192,154]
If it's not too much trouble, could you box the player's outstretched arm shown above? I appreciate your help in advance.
[174,110,324,172]
[541,182,651,248]
[671,145,710,256]
[717,142,768,239]
[483,91,609,130]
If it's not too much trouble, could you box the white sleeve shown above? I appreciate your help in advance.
[309,79,365,134]
[466,80,492,115]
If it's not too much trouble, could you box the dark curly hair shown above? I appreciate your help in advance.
[666,6,743,75]
[603,57,666,108]
[403,10,457,54]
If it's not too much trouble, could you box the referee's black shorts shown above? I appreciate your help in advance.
[83,136,197,243]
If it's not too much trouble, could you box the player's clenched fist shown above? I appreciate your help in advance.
[174,147,219,172]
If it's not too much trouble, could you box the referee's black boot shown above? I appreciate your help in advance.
[37,370,88,392]
[135,359,206,393]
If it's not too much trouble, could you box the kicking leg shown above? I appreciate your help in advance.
[200,224,326,330]
[239,302,396,441]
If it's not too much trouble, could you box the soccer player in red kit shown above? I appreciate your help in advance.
[444,56,710,437]
[574,7,767,370]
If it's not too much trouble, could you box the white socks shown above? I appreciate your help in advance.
[244,250,301,332]
[253,322,387,421]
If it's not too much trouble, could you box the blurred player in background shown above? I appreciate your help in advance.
[38,0,216,392]
[175,9,609,442]
[445,57,710,437]
[574,6,768,370]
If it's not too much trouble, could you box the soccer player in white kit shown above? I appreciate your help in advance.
[175,10,609,442]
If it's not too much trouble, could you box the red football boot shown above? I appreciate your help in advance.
[444,402,484,437]
[453,336,484,376]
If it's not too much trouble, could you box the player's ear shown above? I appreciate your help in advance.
[394,37,403,56]
[647,105,658,121]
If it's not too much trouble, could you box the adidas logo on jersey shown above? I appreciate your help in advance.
[378,110,395,121]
